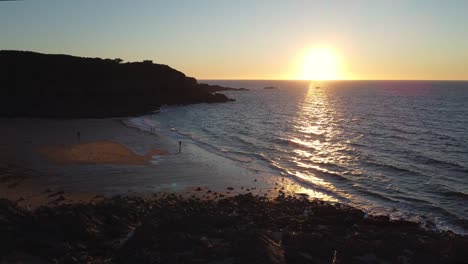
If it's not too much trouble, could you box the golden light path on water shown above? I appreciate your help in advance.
[280,82,356,203]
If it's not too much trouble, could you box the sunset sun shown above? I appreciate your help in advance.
[301,47,340,80]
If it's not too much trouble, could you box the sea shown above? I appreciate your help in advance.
[138,80,468,234]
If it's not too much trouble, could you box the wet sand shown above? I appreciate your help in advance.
[37,140,168,165]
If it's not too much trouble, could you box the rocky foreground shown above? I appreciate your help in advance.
[1,194,467,264]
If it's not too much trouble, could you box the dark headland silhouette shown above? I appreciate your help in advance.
[0,50,247,118]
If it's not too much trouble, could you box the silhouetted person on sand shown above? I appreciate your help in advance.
[179,141,182,153]
[77,131,81,142]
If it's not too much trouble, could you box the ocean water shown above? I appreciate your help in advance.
[145,80,468,233]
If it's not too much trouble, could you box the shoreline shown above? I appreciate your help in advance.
[0,117,297,193]
[0,117,294,208]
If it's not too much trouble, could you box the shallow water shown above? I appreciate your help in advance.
[143,80,468,233]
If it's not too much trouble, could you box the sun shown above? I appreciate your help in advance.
[300,47,340,80]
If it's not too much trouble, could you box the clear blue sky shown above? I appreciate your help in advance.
[1,0,467,79]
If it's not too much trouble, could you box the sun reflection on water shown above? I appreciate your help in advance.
[282,82,355,202]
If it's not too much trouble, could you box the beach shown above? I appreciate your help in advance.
[0,118,296,208]
[37,141,169,165]
[0,117,467,263]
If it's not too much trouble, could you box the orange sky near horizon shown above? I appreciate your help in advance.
[1,1,467,80]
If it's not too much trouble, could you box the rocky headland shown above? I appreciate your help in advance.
[0,50,243,118]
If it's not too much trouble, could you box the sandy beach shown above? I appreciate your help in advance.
[37,140,168,165]
[0,118,293,207]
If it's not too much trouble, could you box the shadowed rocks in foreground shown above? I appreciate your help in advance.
[0,50,243,118]
[1,194,467,263]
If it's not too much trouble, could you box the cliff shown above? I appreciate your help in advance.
[0,50,235,118]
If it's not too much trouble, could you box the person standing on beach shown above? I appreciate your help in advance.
[77,131,81,142]
[179,141,182,153]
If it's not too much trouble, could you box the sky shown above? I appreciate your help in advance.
[1,0,467,80]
